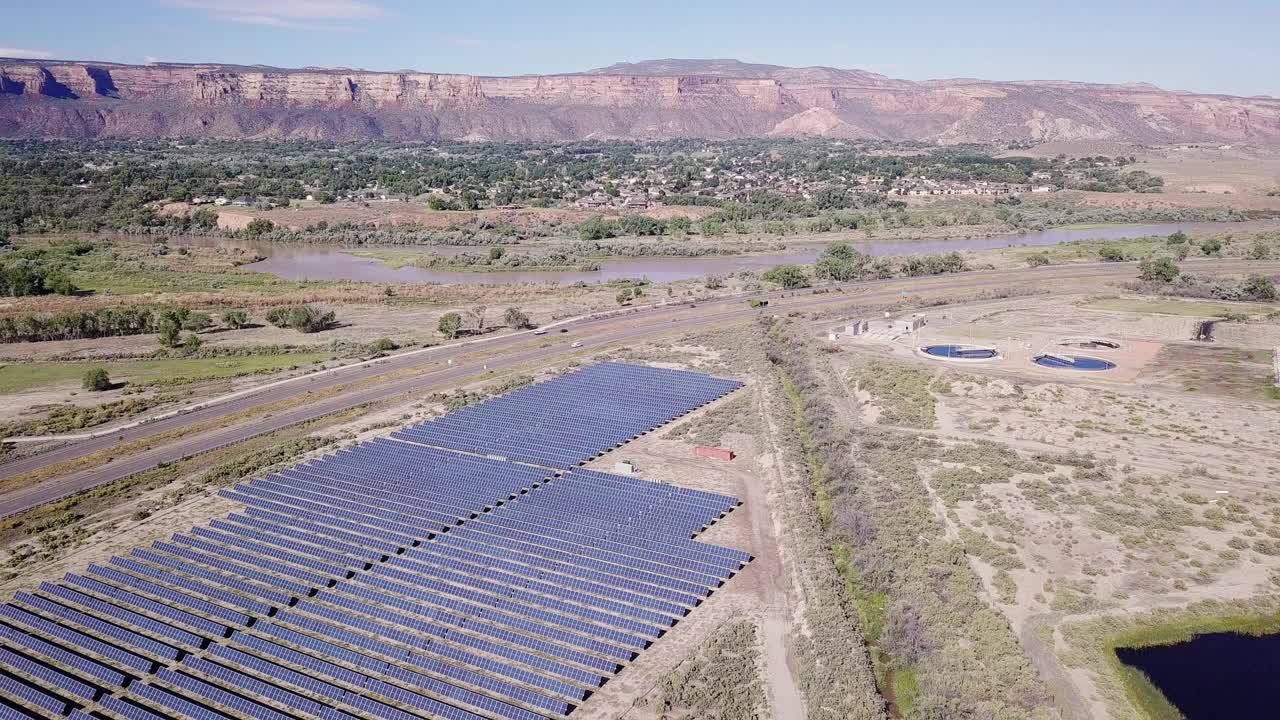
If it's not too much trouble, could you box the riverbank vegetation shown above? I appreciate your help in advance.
[764,319,1059,719]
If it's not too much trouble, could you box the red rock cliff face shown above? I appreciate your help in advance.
[1,59,1278,143]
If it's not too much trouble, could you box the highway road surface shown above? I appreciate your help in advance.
[1,258,1274,518]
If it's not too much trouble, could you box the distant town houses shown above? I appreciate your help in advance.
[183,146,1088,216]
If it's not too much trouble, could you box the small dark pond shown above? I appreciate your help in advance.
[1116,632,1280,719]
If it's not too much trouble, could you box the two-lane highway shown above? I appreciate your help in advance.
[2,258,1274,517]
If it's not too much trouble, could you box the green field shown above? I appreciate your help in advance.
[70,267,325,296]
[0,352,333,394]
[1082,297,1278,317]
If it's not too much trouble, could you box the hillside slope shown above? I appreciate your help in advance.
[1,58,1277,143]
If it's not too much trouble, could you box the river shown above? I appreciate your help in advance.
[178,221,1262,285]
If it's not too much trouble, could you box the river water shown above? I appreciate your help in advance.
[1116,632,1280,718]
[179,221,1260,285]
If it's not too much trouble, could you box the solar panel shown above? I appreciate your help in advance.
[0,672,68,715]
[38,582,206,649]
[0,703,36,720]
[100,695,171,720]
[63,573,231,638]
[129,681,232,720]
[0,646,97,700]
[0,604,153,673]
[0,620,127,687]
[85,564,251,627]
[17,591,184,660]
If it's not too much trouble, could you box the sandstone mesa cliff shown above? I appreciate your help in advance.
[1,58,1277,144]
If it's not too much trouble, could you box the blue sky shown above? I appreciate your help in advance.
[4,0,1277,96]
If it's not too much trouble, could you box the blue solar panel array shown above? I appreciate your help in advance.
[0,363,750,720]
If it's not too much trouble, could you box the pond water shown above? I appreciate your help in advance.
[178,221,1254,285]
[1033,354,1116,371]
[1116,632,1280,719]
[922,344,999,359]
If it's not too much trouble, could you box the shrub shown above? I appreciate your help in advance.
[1248,240,1271,260]
[222,309,250,329]
[1242,275,1277,301]
[1098,245,1128,262]
[82,368,112,392]
[1025,252,1051,267]
[181,311,213,332]
[367,337,399,353]
[1200,238,1223,256]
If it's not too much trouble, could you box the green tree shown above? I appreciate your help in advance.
[82,368,112,392]
[265,305,335,333]
[814,241,869,281]
[1137,256,1180,283]
[191,207,219,229]
[762,264,810,289]
[222,309,249,329]
[577,217,618,241]
[489,246,507,261]
[503,307,532,329]
[438,312,462,339]
[427,196,461,211]
[243,218,275,238]
[157,309,184,348]
[1166,231,1188,245]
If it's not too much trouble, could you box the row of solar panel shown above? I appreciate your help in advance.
[391,362,742,467]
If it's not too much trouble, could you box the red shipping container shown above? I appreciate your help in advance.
[694,446,735,461]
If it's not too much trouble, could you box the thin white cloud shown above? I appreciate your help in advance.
[0,47,56,59]
[160,1,383,30]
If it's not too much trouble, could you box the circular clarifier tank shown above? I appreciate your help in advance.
[922,344,999,360]
[1033,353,1116,371]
